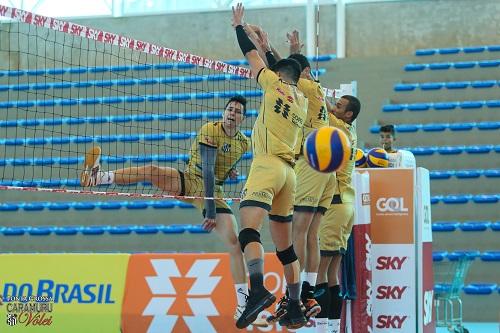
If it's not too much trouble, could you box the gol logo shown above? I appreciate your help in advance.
[376,197,408,213]
[143,259,222,333]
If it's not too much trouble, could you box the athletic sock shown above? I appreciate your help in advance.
[305,272,318,286]
[287,282,301,301]
[96,171,114,185]
[234,283,248,307]
[328,285,342,320]
[247,258,264,292]
[315,283,329,319]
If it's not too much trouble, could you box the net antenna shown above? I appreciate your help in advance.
[314,0,320,81]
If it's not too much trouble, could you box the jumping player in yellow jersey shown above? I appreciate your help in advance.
[231,3,308,329]
[79,95,265,327]
[315,95,361,333]
[249,27,331,322]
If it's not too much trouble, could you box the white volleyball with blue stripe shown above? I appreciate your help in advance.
[303,126,351,173]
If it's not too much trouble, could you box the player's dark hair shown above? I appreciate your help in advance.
[271,58,301,83]
[342,95,361,122]
[288,53,311,72]
[225,95,247,115]
[380,124,395,136]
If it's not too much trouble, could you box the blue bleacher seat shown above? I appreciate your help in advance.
[422,123,447,131]
[108,225,133,235]
[430,196,441,204]
[484,170,500,178]
[459,101,484,109]
[394,83,417,91]
[429,170,454,179]
[437,146,464,155]
[463,46,486,53]
[2,226,28,236]
[486,45,500,52]
[441,195,469,204]
[449,122,475,131]
[429,62,452,70]
[438,48,460,54]
[134,225,160,234]
[407,103,431,111]
[453,61,476,69]
[151,201,176,209]
[445,81,470,90]
[448,250,480,261]
[98,202,123,210]
[459,222,490,232]
[177,201,195,209]
[464,145,492,154]
[397,124,420,132]
[471,80,496,88]
[161,225,186,234]
[463,283,497,295]
[415,49,436,56]
[72,202,97,210]
[125,201,149,210]
[23,202,48,211]
[54,226,79,235]
[455,170,481,178]
[28,226,52,236]
[47,202,71,211]
[432,251,448,261]
[0,203,20,211]
[472,195,498,204]
[404,64,426,71]
[478,60,500,68]
[432,222,458,232]
[477,121,500,130]
[420,82,444,90]
[81,226,107,235]
[481,251,500,262]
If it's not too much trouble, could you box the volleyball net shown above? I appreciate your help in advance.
[0,5,346,201]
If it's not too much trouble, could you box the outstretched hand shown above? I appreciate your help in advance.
[232,3,245,28]
[202,217,216,232]
[229,168,239,180]
[287,30,304,54]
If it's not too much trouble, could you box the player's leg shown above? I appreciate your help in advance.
[325,201,355,333]
[80,146,181,194]
[315,255,333,333]
[235,157,278,329]
[269,163,306,329]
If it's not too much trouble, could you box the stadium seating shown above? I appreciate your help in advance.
[382,100,500,112]
[394,79,500,91]
[404,59,500,71]
[0,224,209,235]
[370,122,500,133]
[415,45,500,56]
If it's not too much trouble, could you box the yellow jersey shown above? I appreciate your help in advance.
[294,78,329,155]
[329,114,357,203]
[185,121,250,184]
[253,68,307,165]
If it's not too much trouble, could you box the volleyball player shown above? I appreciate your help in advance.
[251,28,331,321]
[315,96,361,333]
[80,95,265,327]
[379,124,398,153]
[231,3,308,329]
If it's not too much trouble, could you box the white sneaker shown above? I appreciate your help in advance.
[80,146,102,187]
[234,305,268,328]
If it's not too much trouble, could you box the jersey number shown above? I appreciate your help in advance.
[274,98,291,119]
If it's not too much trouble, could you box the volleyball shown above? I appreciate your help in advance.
[355,148,367,168]
[366,148,389,168]
[303,127,351,173]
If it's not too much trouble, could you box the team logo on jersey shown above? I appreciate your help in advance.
[276,87,285,96]
[221,143,231,153]
[286,95,294,104]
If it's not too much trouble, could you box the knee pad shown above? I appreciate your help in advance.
[276,245,298,265]
[238,228,261,252]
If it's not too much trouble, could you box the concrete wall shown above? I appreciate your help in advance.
[68,0,500,59]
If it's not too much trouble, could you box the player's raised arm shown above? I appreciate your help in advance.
[232,3,266,78]
[287,30,304,55]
